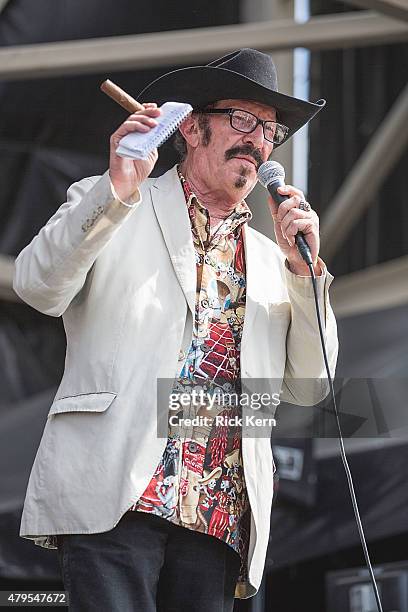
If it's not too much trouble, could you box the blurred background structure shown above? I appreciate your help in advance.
[0,1,407,610]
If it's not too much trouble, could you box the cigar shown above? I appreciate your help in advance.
[100,79,144,113]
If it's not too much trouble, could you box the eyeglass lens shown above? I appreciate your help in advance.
[230,110,285,144]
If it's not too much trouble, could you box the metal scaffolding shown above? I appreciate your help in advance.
[0,12,407,80]
[343,0,408,22]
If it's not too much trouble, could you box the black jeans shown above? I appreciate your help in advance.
[57,510,241,612]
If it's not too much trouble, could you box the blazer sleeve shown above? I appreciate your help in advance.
[280,260,339,406]
[13,170,141,317]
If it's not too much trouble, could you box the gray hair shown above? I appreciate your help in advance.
[172,105,214,162]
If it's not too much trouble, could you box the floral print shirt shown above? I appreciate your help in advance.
[129,168,252,587]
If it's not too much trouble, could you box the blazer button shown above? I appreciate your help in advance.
[178,349,186,361]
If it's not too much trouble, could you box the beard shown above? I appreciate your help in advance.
[234,164,251,189]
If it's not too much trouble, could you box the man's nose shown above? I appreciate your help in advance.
[242,123,265,148]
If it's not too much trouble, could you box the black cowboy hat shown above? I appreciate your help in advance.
[137,48,325,176]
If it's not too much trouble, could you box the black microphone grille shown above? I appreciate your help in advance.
[257,161,285,188]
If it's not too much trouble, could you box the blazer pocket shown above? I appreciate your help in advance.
[47,392,117,417]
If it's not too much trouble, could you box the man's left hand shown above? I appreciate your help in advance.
[268,184,321,276]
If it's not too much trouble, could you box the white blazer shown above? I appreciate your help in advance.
[13,165,338,598]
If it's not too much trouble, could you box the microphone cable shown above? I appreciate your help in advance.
[307,260,384,612]
[258,159,383,610]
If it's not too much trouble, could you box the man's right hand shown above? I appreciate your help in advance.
[109,102,162,202]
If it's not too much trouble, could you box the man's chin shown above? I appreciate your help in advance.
[233,172,256,193]
[222,163,257,195]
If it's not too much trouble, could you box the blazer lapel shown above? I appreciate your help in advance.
[241,224,261,351]
[150,167,196,315]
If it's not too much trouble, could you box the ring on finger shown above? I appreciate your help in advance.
[298,200,311,212]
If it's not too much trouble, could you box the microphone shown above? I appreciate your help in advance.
[258,161,313,266]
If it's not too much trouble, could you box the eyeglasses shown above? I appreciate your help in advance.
[197,108,289,145]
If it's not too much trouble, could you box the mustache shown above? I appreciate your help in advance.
[224,145,264,169]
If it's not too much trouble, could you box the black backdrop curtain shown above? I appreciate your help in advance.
[308,0,408,277]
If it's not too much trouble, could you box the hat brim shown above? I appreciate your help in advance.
[137,66,325,176]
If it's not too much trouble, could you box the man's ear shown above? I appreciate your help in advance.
[178,114,200,148]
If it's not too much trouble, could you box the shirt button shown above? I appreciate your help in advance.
[188,442,198,453]
[178,349,186,361]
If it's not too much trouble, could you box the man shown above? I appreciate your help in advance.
[14,49,338,611]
